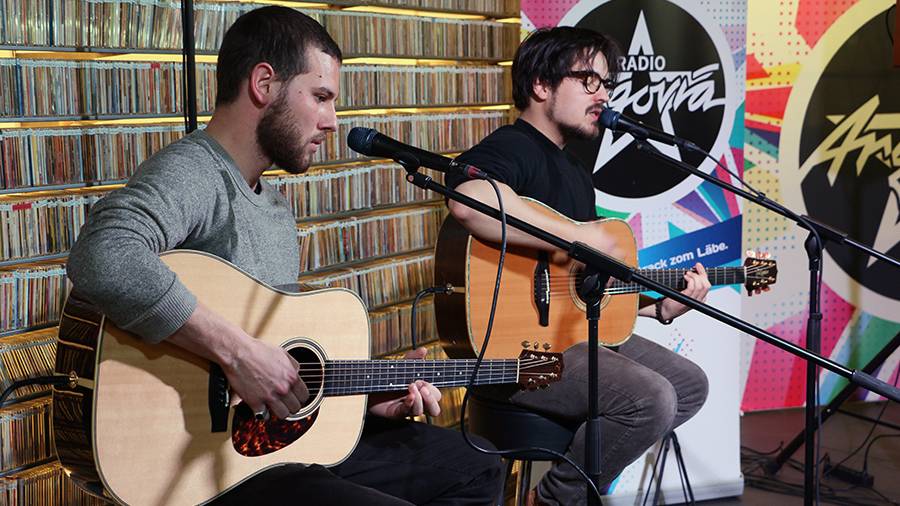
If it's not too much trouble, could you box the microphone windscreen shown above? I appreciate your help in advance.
[598,108,620,130]
[347,127,377,155]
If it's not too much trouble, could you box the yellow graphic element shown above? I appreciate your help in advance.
[801,96,899,185]
[745,113,783,127]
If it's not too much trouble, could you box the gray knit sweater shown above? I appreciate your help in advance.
[67,129,300,343]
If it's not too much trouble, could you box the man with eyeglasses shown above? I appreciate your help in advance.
[443,27,711,506]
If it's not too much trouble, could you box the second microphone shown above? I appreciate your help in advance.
[347,127,486,180]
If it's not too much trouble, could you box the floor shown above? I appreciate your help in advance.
[510,400,899,505]
[700,401,900,506]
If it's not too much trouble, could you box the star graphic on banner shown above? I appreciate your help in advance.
[594,11,683,173]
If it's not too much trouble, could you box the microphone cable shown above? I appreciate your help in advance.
[445,175,605,503]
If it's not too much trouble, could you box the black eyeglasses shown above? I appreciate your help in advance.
[566,70,616,94]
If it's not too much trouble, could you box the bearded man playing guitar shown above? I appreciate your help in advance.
[444,27,712,506]
[63,6,503,505]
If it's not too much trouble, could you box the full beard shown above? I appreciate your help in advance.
[256,90,312,175]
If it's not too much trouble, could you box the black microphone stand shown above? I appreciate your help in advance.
[579,268,611,505]
[632,138,900,505]
[400,162,900,506]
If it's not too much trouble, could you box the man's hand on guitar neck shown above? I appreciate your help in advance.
[367,347,443,419]
[639,262,712,322]
[166,302,309,420]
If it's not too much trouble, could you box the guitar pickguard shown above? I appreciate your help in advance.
[231,404,318,457]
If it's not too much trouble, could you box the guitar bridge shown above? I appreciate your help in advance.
[534,252,550,327]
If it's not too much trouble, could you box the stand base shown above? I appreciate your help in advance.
[602,479,744,506]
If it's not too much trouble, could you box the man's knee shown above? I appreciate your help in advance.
[640,377,678,437]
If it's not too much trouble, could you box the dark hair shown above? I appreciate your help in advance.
[511,26,622,111]
[215,6,342,105]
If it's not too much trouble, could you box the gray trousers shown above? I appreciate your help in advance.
[502,334,709,506]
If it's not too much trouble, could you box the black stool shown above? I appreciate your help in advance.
[467,395,577,506]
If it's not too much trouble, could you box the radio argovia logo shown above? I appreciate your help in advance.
[561,0,737,213]
[781,1,900,318]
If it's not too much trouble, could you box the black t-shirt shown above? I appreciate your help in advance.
[447,119,597,222]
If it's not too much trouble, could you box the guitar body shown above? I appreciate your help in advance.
[434,198,640,359]
[53,251,369,505]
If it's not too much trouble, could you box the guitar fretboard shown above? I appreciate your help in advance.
[606,267,746,294]
[321,359,521,396]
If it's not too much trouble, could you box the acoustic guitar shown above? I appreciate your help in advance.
[433,198,778,358]
[52,250,563,505]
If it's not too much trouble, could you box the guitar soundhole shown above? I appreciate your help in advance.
[288,346,325,403]
[230,344,324,457]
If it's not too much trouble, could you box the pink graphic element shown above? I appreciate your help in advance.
[717,151,741,217]
[521,0,580,28]
[888,364,900,399]
[746,86,793,119]
[819,283,856,359]
[730,147,745,180]
[742,311,805,410]
[627,213,643,250]
[796,0,856,48]
[746,53,770,80]
[742,283,855,410]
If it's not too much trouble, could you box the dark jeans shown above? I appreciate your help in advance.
[212,416,503,505]
[485,334,709,506]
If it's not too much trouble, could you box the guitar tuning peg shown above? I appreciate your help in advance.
[533,341,539,350]
[762,252,771,259]
[542,343,551,351]
[746,250,756,259]
[521,341,530,348]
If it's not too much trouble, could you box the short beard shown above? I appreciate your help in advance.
[549,94,599,143]
[256,89,310,175]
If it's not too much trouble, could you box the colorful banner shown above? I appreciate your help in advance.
[743,0,900,411]
[521,0,747,502]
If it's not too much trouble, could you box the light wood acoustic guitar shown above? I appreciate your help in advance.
[52,250,563,505]
[433,198,778,358]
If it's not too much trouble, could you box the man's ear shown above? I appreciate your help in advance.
[531,78,551,103]
[247,62,278,107]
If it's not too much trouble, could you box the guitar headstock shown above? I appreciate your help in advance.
[516,349,564,390]
[744,251,778,295]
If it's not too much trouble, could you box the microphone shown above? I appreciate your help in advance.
[347,127,486,179]
[598,108,699,152]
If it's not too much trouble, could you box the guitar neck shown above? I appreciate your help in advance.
[607,266,745,294]
[321,359,520,396]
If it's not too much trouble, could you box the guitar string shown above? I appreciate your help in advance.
[295,369,556,384]
[293,360,555,374]
[305,376,554,390]
[540,265,774,294]
[296,368,554,377]
[542,264,773,280]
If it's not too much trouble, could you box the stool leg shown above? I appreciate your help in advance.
[499,459,515,506]
[671,433,695,505]
[516,460,533,506]
[643,435,670,506]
